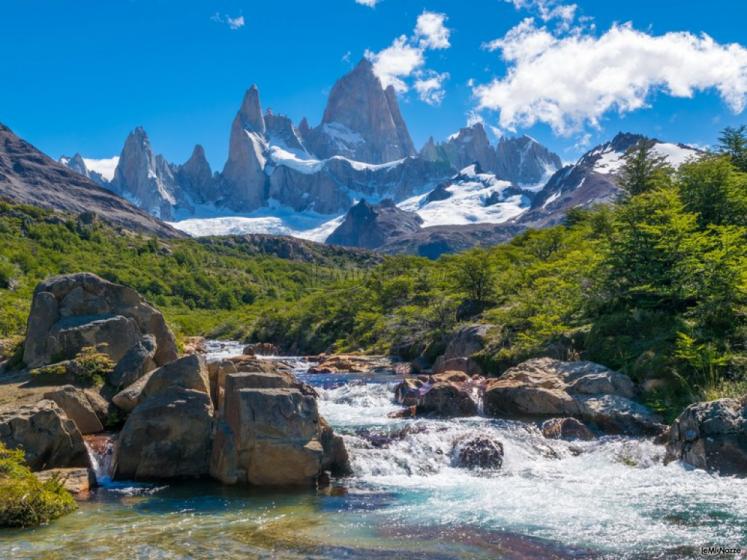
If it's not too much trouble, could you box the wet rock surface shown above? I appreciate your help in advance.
[665,397,747,476]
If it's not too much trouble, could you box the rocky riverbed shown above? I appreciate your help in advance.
[1,274,745,559]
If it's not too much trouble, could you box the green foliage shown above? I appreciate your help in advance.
[0,202,369,339]
[0,443,77,528]
[717,125,747,171]
[70,347,115,384]
[618,140,673,196]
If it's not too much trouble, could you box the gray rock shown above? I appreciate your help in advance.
[111,370,155,413]
[222,85,267,211]
[0,123,183,238]
[23,273,178,370]
[417,382,478,417]
[109,335,157,389]
[175,145,217,204]
[211,388,324,486]
[113,388,214,480]
[665,398,747,476]
[0,400,89,471]
[495,135,562,185]
[327,199,423,249]
[484,358,663,435]
[423,123,498,173]
[141,354,210,400]
[43,385,104,435]
[111,127,184,220]
[306,58,416,164]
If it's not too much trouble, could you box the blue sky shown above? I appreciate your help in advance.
[2,0,747,169]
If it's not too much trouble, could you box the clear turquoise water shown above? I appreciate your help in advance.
[2,349,745,559]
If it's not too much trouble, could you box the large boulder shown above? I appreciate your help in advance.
[23,273,177,370]
[43,385,106,434]
[665,397,747,476]
[417,382,478,417]
[484,358,662,435]
[211,387,323,486]
[0,400,89,471]
[112,354,209,413]
[211,371,349,486]
[113,388,214,480]
[108,335,157,390]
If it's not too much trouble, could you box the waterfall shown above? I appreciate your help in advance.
[84,433,115,485]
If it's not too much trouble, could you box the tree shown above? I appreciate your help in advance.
[618,140,673,197]
[677,156,747,228]
[606,187,699,306]
[717,125,747,171]
[451,250,496,306]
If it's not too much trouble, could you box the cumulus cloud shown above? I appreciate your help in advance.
[355,0,378,6]
[211,13,245,30]
[415,11,451,50]
[414,71,450,105]
[474,19,747,135]
[365,11,451,100]
[366,36,425,92]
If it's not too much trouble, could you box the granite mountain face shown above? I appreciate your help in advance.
[54,60,699,255]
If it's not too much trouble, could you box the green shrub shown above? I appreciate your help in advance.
[0,443,77,527]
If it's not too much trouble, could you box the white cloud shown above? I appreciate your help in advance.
[505,0,577,25]
[366,36,425,92]
[474,20,747,135]
[211,13,245,30]
[415,11,450,50]
[355,0,378,6]
[414,71,450,105]
[365,11,451,100]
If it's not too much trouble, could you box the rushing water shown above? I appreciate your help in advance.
[2,344,746,559]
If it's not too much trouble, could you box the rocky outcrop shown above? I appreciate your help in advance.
[518,133,700,229]
[0,400,89,471]
[495,135,562,186]
[210,369,349,486]
[111,127,182,220]
[264,111,308,154]
[326,199,423,249]
[42,385,109,435]
[222,86,268,211]
[59,154,109,187]
[306,59,416,164]
[0,123,182,238]
[175,145,217,204]
[484,358,663,435]
[211,386,320,486]
[665,397,747,476]
[427,124,498,173]
[23,273,178,370]
[113,355,214,480]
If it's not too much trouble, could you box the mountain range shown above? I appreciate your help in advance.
[1,57,702,256]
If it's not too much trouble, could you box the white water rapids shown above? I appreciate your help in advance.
[70,341,745,558]
[308,373,747,557]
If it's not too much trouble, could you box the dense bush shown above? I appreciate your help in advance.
[0,444,77,527]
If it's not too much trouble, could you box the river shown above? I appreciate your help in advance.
[1,341,745,559]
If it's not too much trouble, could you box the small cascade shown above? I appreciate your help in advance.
[84,433,116,485]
